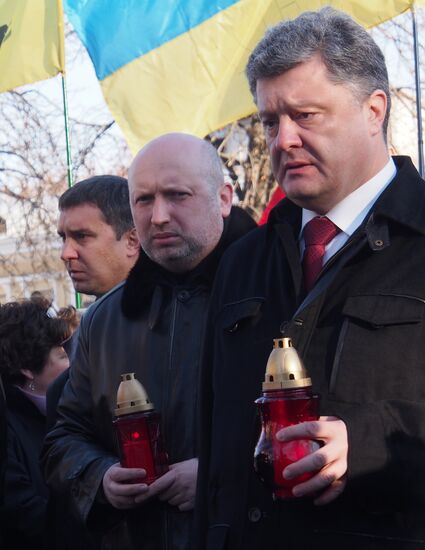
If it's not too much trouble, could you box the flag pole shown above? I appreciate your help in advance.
[61,73,73,189]
[411,3,424,177]
[61,71,81,309]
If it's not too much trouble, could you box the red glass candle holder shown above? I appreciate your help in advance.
[254,387,319,498]
[113,373,168,484]
[253,338,320,499]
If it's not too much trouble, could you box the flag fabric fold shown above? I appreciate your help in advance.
[0,0,64,93]
[65,0,422,152]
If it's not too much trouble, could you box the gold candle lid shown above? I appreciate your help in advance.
[114,372,154,416]
[262,337,312,391]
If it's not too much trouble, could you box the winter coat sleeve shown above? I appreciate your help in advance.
[41,312,118,525]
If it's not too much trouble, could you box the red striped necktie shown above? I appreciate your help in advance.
[302,216,341,292]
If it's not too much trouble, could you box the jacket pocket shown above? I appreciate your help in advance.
[218,298,265,334]
[329,293,425,399]
[342,293,424,327]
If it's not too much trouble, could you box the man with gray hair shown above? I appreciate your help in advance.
[194,7,425,549]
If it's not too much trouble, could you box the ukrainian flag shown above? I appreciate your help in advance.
[0,0,64,93]
[65,0,423,153]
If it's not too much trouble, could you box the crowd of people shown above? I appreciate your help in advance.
[1,7,425,550]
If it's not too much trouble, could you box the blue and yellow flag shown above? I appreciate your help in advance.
[65,0,423,152]
[0,0,65,93]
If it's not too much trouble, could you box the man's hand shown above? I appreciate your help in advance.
[134,458,198,511]
[102,463,149,509]
[276,416,348,505]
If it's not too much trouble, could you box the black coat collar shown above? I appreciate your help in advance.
[267,156,425,237]
[121,206,256,320]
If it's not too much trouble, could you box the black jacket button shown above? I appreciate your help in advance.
[177,290,190,302]
[248,507,262,522]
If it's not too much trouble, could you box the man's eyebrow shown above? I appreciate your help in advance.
[258,109,275,118]
[58,227,95,236]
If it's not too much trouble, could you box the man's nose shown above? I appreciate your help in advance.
[151,197,171,226]
[61,239,78,261]
[274,116,303,151]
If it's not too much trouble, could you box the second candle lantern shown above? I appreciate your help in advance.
[113,372,169,484]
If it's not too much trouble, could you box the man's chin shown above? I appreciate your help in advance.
[72,283,95,296]
[149,249,199,273]
[280,182,325,211]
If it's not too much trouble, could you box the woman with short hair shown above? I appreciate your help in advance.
[0,300,70,550]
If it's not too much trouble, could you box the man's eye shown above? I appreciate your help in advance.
[261,118,277,129]
[136,195,152,204]
[165,191,190,200]
[295,112,314,120]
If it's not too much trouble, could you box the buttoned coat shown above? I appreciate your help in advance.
[41,208,255,550]
[194,156,425,550]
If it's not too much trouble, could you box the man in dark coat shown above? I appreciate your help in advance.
[42,133,256,550]
[47,175,140,425]
[46,175,140,550]
[194,7,425,550]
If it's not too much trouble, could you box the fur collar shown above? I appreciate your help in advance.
[121,206,256,320]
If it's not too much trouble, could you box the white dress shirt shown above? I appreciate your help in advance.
[300,158,397,264]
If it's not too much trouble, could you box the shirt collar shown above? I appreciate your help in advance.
[301,157,396,237]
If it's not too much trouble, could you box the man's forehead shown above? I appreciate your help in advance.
[131,161,203,189]
[58,203,108,229]
[256,61,349,112]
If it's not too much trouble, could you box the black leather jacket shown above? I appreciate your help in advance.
[42,207,255,550]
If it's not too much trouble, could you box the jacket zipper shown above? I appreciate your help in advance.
[317,232,366,284]
[162,294,178,550]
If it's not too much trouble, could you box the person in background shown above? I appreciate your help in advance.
[46,175,140,549]
[42,133,256,550]
[258,186,285,224]
[30,290,59,318]
[58,175,140,300]
[48,174,140,422]
[0,301,69,550]
[57,305,80,335]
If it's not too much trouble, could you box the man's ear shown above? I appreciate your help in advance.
[366,89,387,137]
[125,228,140,257]
[219,182,233,218]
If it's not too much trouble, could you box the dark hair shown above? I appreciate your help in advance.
[246,6,391,138]
[57,305,80,333]
[0,301,69,386]
[59,175,134,239]
[29,290,51,311]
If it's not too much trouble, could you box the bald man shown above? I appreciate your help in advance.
[42,134,256,550]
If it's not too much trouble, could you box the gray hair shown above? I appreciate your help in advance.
[200,139,226,194]
[246,6,391,137]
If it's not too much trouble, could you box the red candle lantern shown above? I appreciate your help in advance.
[113,373,168,484]
[254,338,320,499]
